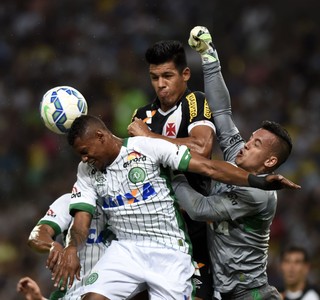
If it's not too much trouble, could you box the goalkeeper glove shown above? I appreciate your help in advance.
[188,26,219,64]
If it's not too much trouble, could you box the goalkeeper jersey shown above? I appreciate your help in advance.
[70,136,193,254]
[184,62,278,293]
[38,193,109,300]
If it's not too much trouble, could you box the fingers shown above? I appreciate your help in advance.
[47,248,62,271]
[51,249,81,290]
[265,174,301,190]
[281,178,301,190]
[128,118,149,137]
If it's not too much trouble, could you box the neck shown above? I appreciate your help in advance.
[287,281,306,293]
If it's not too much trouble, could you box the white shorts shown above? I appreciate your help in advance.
[82,240,195,299]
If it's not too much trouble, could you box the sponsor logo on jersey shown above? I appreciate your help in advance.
[46,208,56,217]
[85,272,99,285]
[227,192,238,205]
[193,261,205,277]
[166,122,176,136]
[229,133,242,145]
[123,151,147,168]
[87,228,108,244]
[128,167,146,183]
[71,186,81,198]
[143,110,156,124]
[186,93,197,122]
[102,182,156,208]
[204,99,212,119]
[127,151,141,160]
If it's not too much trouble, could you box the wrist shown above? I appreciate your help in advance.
[248,174,282,190]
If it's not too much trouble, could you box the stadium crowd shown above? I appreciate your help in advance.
[0,0,319,298]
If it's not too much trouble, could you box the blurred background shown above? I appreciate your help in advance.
[0,0,319,298]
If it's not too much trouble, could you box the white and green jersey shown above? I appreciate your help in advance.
[70,136,192,254]
[38,193,109,300]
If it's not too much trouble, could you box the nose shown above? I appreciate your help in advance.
[158,76,166,88]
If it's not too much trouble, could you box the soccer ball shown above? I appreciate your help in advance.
[40,86,88,134]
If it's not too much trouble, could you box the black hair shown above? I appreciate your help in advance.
[280,245,310,263]
[67,115,105,146]
[145,40,187,73]
[261,120,292,168]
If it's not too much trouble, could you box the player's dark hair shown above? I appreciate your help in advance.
[67,115,105,146]
[280,245,310,263]
[261,120,292,168]
[145,40,187,73]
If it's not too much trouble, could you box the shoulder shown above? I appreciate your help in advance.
[183,91,205,104]
[183,91,212,120]
[127,136,173,151]
[77,161,95,177]
[188,90,205,99]
[49,193,71,212]
[303,288,320,300]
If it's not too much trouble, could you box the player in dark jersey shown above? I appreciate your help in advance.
[128,40,215,300]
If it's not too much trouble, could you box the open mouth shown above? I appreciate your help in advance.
[237,149,244,157]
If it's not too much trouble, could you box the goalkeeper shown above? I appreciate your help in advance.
[172,26,295,300]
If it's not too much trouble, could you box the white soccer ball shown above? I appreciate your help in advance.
[40,86,88,134]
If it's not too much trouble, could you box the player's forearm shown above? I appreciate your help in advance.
[205,159,249,186]
[66,211,91,251]
[203,61,231,113]
[189,158,284,190]
[28,226,55,253]
[66,227,89,251]
[173,175,214,221]
[28,238,53,253]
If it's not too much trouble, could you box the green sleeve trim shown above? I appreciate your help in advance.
[37,220,62,237]
[123,138,128,147]
[69,203,95,217]
[178,148,191,171]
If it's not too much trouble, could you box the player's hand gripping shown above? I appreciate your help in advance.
[265,174,301,190]
[51,245,81,291]
[248,173,301,190]
[46,241,64,272]
[128,117,152,137]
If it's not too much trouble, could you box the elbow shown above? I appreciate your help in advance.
[184,204,209,222]
[187,211,206,222]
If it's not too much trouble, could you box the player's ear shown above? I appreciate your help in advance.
[264,156,278,168]
[96,130,104,142]
[182,67,191,81]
